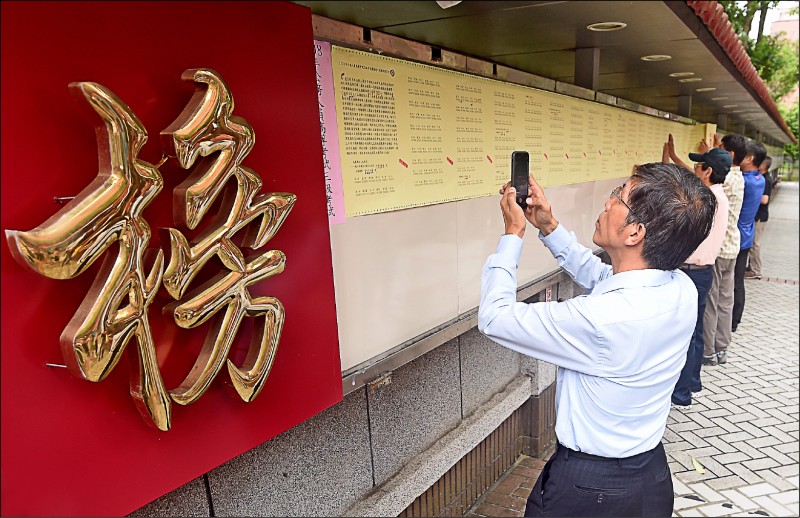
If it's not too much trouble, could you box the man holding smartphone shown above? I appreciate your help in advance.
[478,162,716,517]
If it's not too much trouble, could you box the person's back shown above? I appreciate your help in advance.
[669,146,731,409]
[732,141,767,331]
[703,133,747,365]
[550,270,697,456]
[737,141,767,250]
[747,156,773,279]
[737,170,765,245]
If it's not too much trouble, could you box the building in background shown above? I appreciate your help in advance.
[771,6,799,107]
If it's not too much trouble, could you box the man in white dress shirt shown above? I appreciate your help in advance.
[479,162,716,517]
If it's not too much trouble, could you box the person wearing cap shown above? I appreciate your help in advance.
[701,133,746,366]
[663,136,731,409]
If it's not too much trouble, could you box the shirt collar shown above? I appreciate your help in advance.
[591,268,676,295]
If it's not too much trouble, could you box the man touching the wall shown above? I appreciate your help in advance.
[662,138,731,410]
[731,140,766,333]
[701,134,746,366]
[478,163,716,517]
[746,156,773,280]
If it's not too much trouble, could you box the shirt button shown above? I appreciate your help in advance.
[597,494,604,503]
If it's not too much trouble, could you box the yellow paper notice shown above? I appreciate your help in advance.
[331,46,715,217]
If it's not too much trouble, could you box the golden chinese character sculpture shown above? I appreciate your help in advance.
[160,69,296,405]
[5,82,171,430]
[5,69,295,431]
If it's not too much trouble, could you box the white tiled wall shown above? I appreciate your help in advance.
[332,177,626,371]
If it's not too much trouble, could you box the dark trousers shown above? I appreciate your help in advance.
[672,267,713,405]
[525,442,673,517]
[732,248,750,328]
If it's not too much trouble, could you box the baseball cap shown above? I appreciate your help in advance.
[688,147,732,175]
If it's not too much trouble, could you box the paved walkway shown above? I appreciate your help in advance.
[467,182,799,517]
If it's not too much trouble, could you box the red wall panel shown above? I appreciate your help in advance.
[1,2,342,515]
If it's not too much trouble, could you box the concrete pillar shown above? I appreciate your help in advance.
[678,95,692,118]
[574,48,600,91]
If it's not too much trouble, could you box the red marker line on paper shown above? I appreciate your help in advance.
[543,153,548,160]
[399,159,408,168]
[565,153,570,159]
[487,155,493,163]
[598,150,602,155]
[583,152,587,158]
[446,157,454,165]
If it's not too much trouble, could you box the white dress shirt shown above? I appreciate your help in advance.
[479,225,697,458]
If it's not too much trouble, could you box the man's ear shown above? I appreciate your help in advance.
[625,222,646,247]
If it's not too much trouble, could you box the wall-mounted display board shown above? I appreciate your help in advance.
[329,46,713,217]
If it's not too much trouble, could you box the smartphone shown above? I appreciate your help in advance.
[511,151,529,210]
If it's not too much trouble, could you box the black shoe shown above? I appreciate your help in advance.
[702,355,717,366]
[731,324,738,333]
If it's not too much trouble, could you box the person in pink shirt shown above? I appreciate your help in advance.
[663,137,730,408]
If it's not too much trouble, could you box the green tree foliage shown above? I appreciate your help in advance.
[780,102,798,158]
[719,1,799,102]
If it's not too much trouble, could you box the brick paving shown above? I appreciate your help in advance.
[466,183,799,517]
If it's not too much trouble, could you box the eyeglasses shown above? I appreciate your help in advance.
[610,185,645,227]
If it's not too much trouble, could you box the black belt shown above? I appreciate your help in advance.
[560,443,659,463]
[680,263,712,270]
[564,448,610,461]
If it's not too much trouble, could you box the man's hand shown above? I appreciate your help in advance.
[500,174,559,236]
[499,183,527,238]
[664,133,691,171]
[524,174,559,235]
[698,137,710,153]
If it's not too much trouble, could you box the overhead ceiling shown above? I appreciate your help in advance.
[293,0,793,145]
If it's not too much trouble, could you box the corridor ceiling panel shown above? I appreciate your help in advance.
[295,0,792,144]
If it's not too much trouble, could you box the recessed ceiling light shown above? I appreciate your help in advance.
[723,104,739,108]
[641,54,672,61]
[586,22,628,31]
[711,97,729,101]
[696,87,717,92]
[731,110,745,113]
[669,72,695,77]
[678,77,703,82]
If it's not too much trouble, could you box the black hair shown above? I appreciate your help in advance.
[747,140,767,168]
[762,155,773,170]
[705,163,727,185]
[721,134,747,166]
[627,163,717,271]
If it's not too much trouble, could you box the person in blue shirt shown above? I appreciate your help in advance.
[746,156,773,280]
[479,163,716,517]
[732,140,766,333]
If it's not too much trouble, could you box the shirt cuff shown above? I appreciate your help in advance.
[539,223,572,256]
[495,234,523,267]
